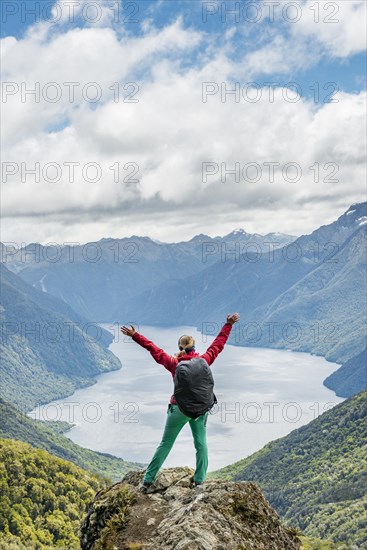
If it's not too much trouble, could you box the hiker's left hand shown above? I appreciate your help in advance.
[121,325,136,337]
[227,313,240,325]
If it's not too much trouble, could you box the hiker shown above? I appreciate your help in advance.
[120,312,240,492]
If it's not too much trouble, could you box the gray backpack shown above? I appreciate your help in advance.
[173,357,217,419]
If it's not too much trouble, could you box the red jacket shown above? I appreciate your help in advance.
[132,323,233,404]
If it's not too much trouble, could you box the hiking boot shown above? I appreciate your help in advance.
[139,480,153,494]
[190,476,203,489]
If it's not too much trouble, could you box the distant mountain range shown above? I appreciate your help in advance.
[116,202,366,327]
[0,263,121,410]
[209,390,367,548]
[0,229,295,322]
[1,203,366,399]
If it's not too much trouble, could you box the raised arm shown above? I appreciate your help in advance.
[201,313,239,366]
[120,325,176,374]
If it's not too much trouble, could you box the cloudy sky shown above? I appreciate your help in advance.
[1,0,366,245]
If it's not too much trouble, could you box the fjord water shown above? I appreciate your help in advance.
[30,325,344,471]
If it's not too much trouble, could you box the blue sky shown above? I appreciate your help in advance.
[2,1,365,99]
[1,0,366,244]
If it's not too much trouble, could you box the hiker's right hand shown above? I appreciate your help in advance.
[121,325,136,337]
[227,313,240,325]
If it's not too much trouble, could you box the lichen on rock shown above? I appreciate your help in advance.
[80,466,301,550]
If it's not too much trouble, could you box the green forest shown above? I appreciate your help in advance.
[209,391,367,548]
[0,438,105,549]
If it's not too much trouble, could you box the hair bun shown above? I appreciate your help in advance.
[178,335,195,351]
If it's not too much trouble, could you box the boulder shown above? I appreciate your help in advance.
[80,466,301,550]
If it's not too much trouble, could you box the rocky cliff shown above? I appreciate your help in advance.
[80,467,301,550]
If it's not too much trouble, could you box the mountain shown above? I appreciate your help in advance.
[114,203,367,394]
[1,230,296,321]
[0,398,145,483]
[208,391,367,549]
[246,223,366,362]
[79,466,302,550]
[2,203,365,397]
[115,203,366,322]
[324,347,367,397]
[0,264,121,410]
[0,437,106,549]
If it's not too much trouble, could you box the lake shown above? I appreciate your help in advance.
[29,325,345,471]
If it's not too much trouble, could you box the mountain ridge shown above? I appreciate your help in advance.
[0,264,121,410]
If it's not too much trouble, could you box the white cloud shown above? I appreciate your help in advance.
[1,19,202,146]
[294,0,366,58]
[51,0,117,28]
[240,1,366,79]
[243,34,320,77]
[1,7,366,244]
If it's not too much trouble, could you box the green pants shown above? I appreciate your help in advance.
[144,404,209,484]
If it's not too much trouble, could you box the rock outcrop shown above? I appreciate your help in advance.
[80,467,301,550]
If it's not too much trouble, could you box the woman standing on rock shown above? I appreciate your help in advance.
[120,313,240,492]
